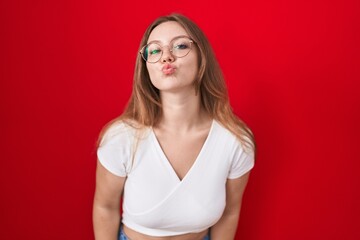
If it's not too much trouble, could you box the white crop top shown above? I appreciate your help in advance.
[97,120,254,237]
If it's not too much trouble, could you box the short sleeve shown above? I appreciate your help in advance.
[97,122,132,177]
[228,142,255,179]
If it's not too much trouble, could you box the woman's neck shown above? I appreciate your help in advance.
[157,90,210,133]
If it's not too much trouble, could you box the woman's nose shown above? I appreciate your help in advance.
[161,47,174,63]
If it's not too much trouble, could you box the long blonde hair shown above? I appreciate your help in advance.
[98,13,255,152]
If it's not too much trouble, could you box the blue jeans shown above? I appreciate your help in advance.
[119,227,210,240]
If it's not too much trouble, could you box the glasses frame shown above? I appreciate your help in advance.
[139,35,195,63]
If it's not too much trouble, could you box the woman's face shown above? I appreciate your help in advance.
[145,21,199,93]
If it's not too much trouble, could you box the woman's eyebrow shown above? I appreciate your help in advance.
[146,35,190,45]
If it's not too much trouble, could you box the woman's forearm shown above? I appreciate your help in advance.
[93,203,121,240]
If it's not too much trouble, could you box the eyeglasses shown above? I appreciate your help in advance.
[140,36,194,63]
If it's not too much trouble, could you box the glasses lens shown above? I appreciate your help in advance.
[142,43,162,63]
[141,37,193,63]
[171,37,192,58]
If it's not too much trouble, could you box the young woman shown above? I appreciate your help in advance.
[93,13,255,240]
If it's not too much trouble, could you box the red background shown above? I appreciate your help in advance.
[1,0,359,239]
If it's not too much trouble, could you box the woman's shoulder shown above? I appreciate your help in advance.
[214,119,255,154]
[213,120,238,140]
[99,119,141,147]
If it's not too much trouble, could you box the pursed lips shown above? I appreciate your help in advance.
[162,64,176,75]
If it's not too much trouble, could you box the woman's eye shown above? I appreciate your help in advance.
[150,49,161,55]
[174,44,188,49]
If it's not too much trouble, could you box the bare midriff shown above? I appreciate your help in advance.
[123,225,209,240]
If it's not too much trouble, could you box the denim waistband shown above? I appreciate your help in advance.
[119,227,210,240]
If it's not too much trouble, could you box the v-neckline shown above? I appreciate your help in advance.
[151,120,215,182]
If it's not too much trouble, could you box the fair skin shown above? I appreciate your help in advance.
[93,21,251,240]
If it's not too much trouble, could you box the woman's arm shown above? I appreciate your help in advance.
[210,172,251,240]
[93,160,126,240]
